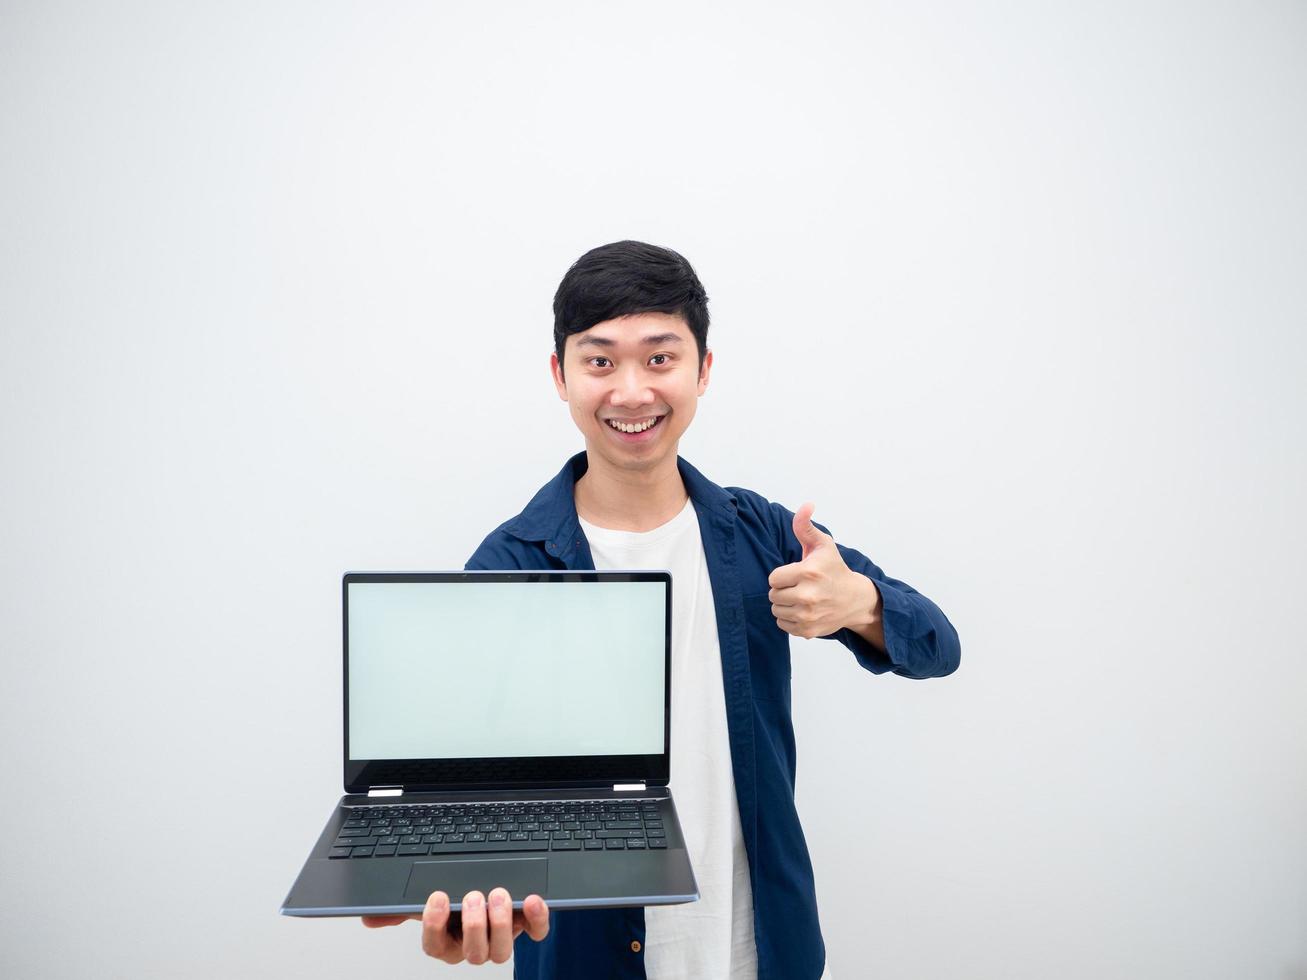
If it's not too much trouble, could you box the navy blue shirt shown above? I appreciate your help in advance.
[466,452,961,980]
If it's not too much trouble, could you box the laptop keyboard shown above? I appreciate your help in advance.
[327,799,668,859]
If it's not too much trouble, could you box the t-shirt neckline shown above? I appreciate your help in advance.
[577,496,697,548]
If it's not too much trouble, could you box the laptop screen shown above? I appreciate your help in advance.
[341,571,671,792]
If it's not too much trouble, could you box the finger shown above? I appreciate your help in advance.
[521,894,550,941]
[460,891,490,965]
[768,562,804,591]
[361,914,418,928]
[421,892,461,964]
[793,501,816,536]
[487,888,514,964]
[769,584,804,606]
[793,502,830,558]
[776,617,807,637]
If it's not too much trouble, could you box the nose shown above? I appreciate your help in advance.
[609,365,656,409]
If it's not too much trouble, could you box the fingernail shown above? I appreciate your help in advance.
[490,892,506,910]
[465,894,481,910]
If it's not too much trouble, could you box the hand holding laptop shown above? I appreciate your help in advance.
[362,887,550,966]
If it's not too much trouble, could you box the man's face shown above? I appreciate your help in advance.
[551,311,712,475]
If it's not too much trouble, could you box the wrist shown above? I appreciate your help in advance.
[845,573,882,629]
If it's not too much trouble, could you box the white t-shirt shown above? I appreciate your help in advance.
[578,497,759,980]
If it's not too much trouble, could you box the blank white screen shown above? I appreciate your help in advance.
[347,580,667,760]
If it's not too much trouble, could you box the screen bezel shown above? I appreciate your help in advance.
[342,570,672,793]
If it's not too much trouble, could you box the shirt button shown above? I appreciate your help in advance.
[630,940,642,953]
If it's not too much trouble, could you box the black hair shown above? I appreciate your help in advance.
[553,240,709,378]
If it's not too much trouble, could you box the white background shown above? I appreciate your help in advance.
[2,2,1304,978]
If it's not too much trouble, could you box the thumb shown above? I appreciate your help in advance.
[793,502,828,560]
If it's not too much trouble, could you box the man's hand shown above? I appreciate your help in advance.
[361,888,550,966]
[767,502,882,641]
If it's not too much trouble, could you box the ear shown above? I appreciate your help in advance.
[697,349,713,396]
[550,352,568,402]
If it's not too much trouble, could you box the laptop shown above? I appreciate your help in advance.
[281,570,700,916]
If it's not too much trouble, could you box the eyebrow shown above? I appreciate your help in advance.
[574,333,685,350]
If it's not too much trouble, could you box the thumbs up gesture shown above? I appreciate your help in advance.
[767,503,881,640]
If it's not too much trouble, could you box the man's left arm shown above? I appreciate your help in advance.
[767,502,961,680]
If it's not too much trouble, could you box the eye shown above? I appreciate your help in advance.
[650,354,670,366]
[589,357,611,368]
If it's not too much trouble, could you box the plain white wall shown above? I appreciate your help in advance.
[2,1,1304,977]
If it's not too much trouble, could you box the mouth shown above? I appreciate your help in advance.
[603,413,667,443]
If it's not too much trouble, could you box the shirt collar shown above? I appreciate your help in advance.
[503,450,737,551]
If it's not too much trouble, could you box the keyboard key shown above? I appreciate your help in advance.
[398,844,428,856]
[604,821,642,830]
[596,829,644,839]
[328,847,353,859]
[339,828,372,837]
[351,846,374,858]
[583,840,603,850]
[605,839,627,850]
[649,839,667,849]
[374,845,397,856]
[626,839,646,849]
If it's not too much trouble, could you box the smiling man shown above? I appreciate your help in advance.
[363,240,961,978]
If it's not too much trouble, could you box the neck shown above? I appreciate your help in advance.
[574,448,689,532]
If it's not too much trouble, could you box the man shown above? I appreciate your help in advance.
[363,241,961,977]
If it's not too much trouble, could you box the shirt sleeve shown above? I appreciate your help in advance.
[770,500,961,680]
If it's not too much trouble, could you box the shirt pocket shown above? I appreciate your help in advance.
[743,592,792,704]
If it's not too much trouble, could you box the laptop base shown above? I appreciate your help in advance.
[282,789,699,916]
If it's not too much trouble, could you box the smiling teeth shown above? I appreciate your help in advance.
[608,417,659,433]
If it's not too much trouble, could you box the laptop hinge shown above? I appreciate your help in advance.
[613,782,646,792]
[367,786,403,798]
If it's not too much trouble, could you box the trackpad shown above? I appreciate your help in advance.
[404,858,549,905]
